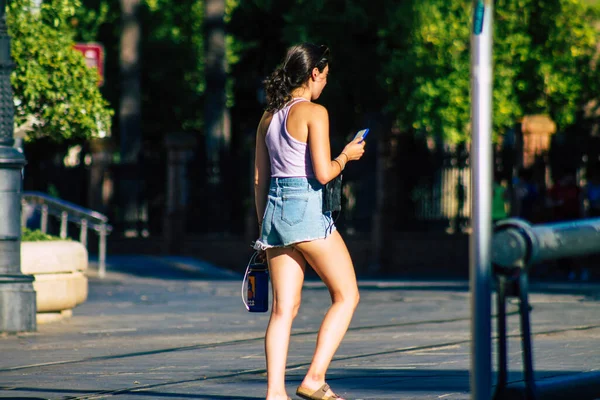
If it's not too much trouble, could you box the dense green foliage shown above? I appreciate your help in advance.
[21,228,63,241]
[378,0,600,143]
[227,0,600,145]
[7,0,113,142]
[378,1,471,143]
[8,0,599,146]
[31,0,599,147]
[72,0,110,42]
[78,0,215,142]
[141,0,205,135]
[17,0,600,235]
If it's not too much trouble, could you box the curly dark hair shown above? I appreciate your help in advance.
[263,43,330,112]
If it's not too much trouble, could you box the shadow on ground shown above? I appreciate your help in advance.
[89,255,241,281]
[4,369,598,399]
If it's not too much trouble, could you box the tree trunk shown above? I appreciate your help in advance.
[369,113,393,274]
[203,0,229,229]
[119,0,143,236]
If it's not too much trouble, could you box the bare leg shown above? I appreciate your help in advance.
[265,247,306,400]
[294,230,360,399]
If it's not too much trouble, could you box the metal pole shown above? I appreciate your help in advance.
[517,272,537,399]
[495,275,508,394]
[41,204,48,233]
[20,199,27,228]
[98,224,107,279]
[79,219,88,247]
[470,1,493,399]
[60,211,68,239]
[0,0,36,333]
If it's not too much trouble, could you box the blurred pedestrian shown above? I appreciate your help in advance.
[492,171,509,223]
[584,165,600,218]
[547,168,586,280]
[580,165,600,281]
[547,169,583,222]
[253,43,365,400]
[513,167,539,221]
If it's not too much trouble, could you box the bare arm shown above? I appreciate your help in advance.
[254,113,271,231]
[308,105,365,185]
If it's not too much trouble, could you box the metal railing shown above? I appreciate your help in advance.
[414,166,471,221]
[492,217,600,399]
[21,191,112,278]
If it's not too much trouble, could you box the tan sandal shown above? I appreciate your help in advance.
[296,383,341,400]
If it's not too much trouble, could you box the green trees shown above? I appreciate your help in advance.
[7,0,113,142]
[378,2,471,143]
[10,0,599,235]
[378,0,600,143]
[12,0,596,147]
[229,0,599,147]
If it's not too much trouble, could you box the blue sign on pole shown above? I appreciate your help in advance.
[473,1,485,35]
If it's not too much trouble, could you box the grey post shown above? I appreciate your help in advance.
[98,224,107,279]
[470,0,493,399]
[0,0,36,333]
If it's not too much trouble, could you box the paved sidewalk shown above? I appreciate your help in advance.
[1,256,600,399]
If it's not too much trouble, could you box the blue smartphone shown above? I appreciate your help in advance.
[353,128,370,143]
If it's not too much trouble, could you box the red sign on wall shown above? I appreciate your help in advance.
[73,43,105,87]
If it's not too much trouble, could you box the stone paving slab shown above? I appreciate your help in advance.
[1,259,600,400]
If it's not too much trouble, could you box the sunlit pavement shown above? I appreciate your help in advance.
[1,256,600,400]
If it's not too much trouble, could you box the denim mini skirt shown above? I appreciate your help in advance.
[254,177,336,250]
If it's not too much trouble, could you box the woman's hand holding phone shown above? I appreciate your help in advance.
[353,128,369,143]
[341,134,366,162]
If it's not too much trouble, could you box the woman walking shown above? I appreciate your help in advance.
[254,43,366,400]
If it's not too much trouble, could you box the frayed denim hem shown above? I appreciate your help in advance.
[253,240,275,251]
[253,225,337,251]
